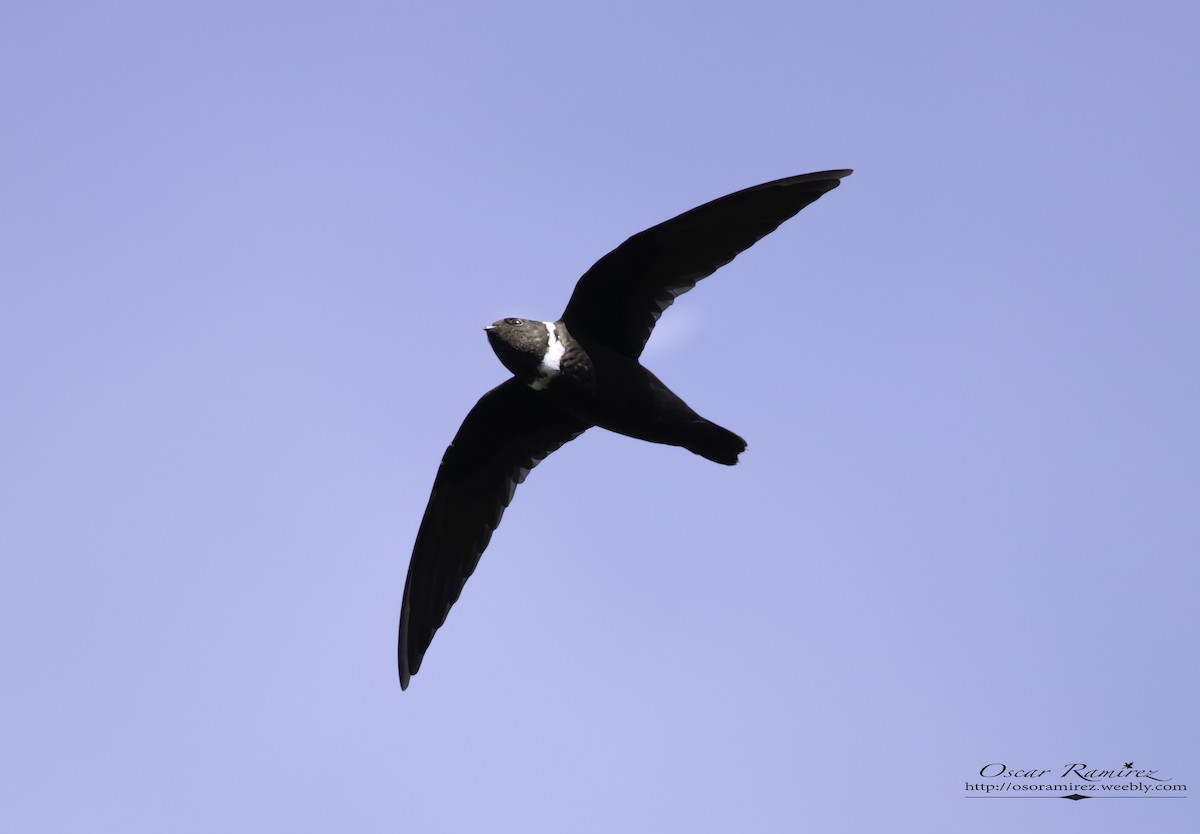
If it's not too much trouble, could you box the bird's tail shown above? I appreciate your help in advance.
[685,420,747,466]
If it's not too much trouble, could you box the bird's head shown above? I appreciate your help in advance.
[485,317,549,380]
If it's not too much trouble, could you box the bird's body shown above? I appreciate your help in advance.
[399,169,853,689]
[486,318,745,464]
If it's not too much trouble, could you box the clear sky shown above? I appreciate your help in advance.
[2,2,1197,832]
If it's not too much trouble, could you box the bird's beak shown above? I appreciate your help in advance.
[484,325,496,333]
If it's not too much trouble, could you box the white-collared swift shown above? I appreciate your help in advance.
[399,170,852,689]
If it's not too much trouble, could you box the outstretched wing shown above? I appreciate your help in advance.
[399,378,589,689]
[561,170,852,358]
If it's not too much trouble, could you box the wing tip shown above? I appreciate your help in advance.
[812,168,854,178]
[780,169,853,187]
[398,631,413,690]
[398,628,421,690]
[398,592,415,690]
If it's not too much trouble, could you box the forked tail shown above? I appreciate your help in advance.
[685,420,747,465]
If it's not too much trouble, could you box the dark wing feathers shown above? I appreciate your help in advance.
[398,379,589,689]
[561,170,852,358]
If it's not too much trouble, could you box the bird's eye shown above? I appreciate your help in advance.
[505,317,524,326]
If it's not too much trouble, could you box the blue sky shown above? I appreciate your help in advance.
[2,2,1197,831]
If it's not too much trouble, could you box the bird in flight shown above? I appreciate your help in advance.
[399,169,852,689]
